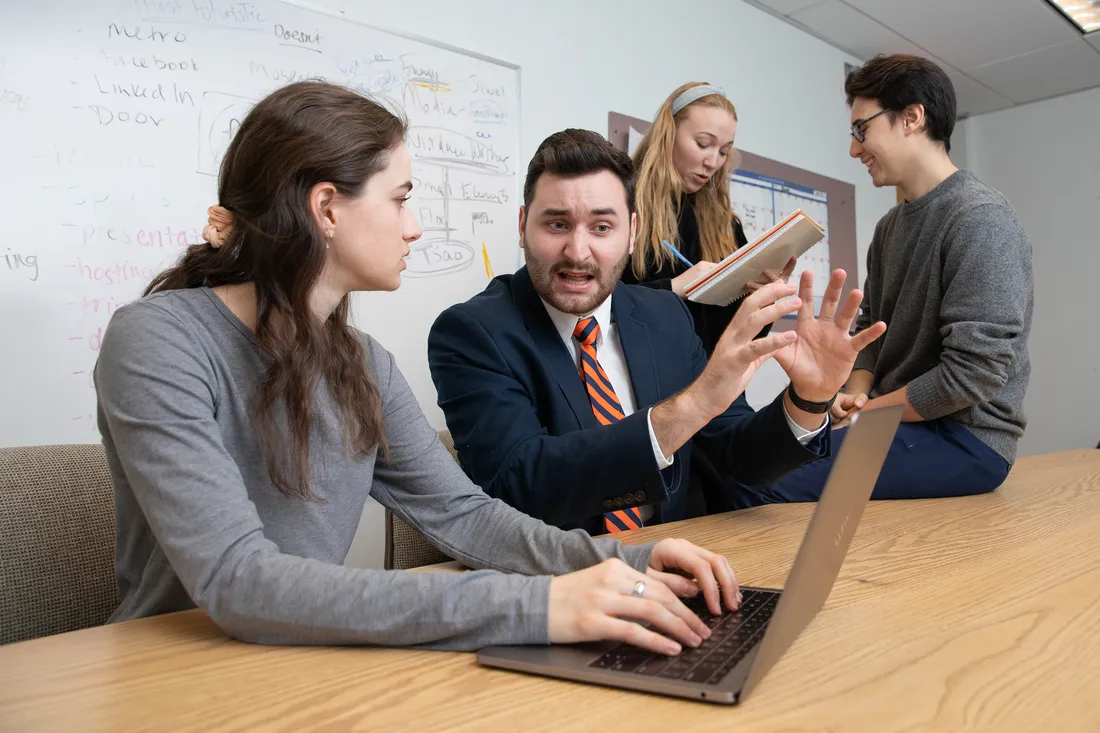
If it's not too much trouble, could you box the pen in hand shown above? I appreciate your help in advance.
[661,240,695,269]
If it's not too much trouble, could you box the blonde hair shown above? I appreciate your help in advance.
[631,81,740,279]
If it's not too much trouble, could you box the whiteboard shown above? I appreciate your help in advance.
[0,0,521,448]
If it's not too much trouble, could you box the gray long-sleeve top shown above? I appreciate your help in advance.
[95,287,653,650]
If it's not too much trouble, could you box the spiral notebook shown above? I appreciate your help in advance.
[685,210,825,306]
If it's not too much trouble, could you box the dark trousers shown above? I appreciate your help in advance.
[735,418,1011,507]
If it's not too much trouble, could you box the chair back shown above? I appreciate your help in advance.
[0,444,119,645]
[383,431,456,570]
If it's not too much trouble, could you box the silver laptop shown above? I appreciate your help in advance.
[477,405,902,704]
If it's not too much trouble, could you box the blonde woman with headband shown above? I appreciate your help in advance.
[623,82,795,357]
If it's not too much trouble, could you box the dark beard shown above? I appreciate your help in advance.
[525,247,631,316]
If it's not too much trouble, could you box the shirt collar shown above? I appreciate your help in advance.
[539,293,615,350]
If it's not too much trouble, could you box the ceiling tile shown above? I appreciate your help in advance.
[790,0,940,60]
[944,69,1015,118]
[790,0,1012,118]
[968,39,1100,104]
[843,0,1082,70]
[751,0,828,15]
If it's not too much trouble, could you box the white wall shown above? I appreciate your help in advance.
[959,88,1100,457]
[950,118,970,175]
[338,0,897,568]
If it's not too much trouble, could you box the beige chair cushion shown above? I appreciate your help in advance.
[0,444,118,645]
[384,431,456,570]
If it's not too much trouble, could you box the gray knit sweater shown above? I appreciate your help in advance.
[853,170,1033,463]
[95,287,653,650]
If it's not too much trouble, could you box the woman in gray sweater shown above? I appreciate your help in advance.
[94,81,741,656]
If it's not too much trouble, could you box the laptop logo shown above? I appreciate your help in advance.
[834,515,850,547]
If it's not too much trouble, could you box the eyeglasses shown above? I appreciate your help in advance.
[850,109,890,143]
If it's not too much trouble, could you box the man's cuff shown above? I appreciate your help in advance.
[646,407,675,469]
[782,400,829,445]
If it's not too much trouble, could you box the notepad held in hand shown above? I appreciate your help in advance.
[685,210,825,306]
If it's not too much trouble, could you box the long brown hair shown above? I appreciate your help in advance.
[631,82,740,278]
[145,81,406,500]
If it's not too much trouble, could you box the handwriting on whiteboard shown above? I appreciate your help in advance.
[0,0,520,446]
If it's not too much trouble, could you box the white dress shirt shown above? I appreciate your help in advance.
[539,294,826,521]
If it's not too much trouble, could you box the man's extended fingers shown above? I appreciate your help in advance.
[835,287,865,333]
[742,330,797,364]
[851,321,887,351]
[743,280,798,311]
[796,269,815,321]
[747,298,801,335]
[817,269,847,321]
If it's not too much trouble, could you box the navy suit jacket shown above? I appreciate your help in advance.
[427,266,828,535]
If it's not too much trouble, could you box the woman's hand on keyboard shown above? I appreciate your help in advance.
[548,558,712,656]
[647,538,742,616]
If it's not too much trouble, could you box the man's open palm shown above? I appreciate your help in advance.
[774,270,887,401]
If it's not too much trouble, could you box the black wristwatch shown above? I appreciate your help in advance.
[786,383,837,414]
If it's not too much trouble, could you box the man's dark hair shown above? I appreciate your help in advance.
[845,54,957,153]
[523,129,636,212]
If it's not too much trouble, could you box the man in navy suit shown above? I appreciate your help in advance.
[428,129,885,536]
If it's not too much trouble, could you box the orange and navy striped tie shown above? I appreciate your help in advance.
[573,316,644,533]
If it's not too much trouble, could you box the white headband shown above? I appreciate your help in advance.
[670,85,726,115]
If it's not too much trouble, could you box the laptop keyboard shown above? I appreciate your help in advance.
[588,588,780,685]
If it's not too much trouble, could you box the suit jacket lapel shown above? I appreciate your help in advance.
[614,289,676,526]
[612,288,661,410]
[511,267,596,428]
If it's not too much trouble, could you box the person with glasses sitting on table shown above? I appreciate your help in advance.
[750,54,1034,505]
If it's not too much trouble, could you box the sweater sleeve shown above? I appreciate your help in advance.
[905,203,1033,419]
[95,302,651,652]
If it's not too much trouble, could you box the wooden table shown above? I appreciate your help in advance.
[2,450,1099,732]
